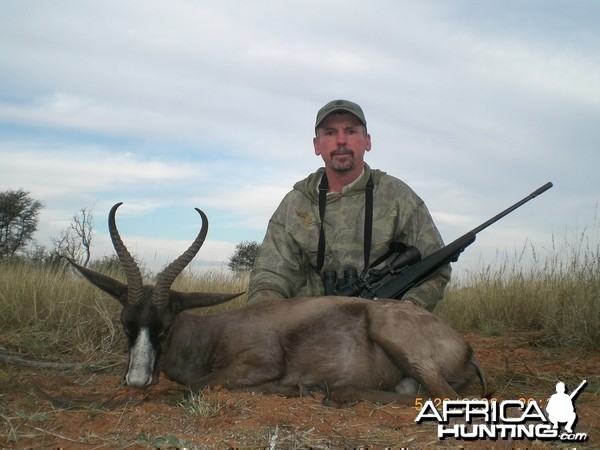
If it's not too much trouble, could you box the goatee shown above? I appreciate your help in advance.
[330,147,355,172]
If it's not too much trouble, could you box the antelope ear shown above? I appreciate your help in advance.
[168,290,244,313]
[65,257,129,305]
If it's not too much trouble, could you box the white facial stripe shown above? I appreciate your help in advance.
[126,327,156,387]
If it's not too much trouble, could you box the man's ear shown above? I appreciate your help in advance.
[313,136,321,156]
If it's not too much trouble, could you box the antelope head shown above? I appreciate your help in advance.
[66,203,242,387]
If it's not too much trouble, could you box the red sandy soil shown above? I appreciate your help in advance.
[1,331,598,449]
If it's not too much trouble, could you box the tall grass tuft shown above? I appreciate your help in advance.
[438,231,600,350]
[0,260,126,364]
[0,260,247,366]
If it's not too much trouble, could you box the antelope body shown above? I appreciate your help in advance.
[68,203,486,405]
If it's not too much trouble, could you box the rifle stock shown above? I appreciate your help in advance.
[359,182,553,300]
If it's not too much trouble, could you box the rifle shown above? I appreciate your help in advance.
[568,380,587,400]
[335,182,553,299]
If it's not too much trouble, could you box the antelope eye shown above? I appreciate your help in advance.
[121,319,138,339]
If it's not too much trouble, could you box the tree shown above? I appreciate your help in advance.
[227,241,260,273]
[0,189,44,260]
[52,207,94,266]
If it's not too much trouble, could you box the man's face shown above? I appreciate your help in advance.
[313,112,371,173]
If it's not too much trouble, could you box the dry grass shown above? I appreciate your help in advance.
[0,261,247,364]
[0,226,598,366]
[438,232,600,350]
[0,261,125,361]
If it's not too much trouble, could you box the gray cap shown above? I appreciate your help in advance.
[315,99,367,133]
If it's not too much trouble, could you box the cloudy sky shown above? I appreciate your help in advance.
[1,0,598,277]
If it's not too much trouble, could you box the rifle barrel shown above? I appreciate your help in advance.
[470,182,553,235]
[366,181,553,301]
[569,379,587,399]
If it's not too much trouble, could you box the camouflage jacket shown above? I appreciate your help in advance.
[247,164,451,311]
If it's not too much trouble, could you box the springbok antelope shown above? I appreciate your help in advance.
[67,203,486,406]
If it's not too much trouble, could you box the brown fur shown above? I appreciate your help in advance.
[159,296,487,405]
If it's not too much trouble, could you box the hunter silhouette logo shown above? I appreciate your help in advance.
[415,379,589,442]
[546,380,586,434]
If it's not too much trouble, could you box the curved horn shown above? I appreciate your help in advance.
[108,203,144,304]
[153,208,208,305]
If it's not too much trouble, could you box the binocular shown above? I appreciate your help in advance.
[321,245,422,297]
[322,267,360,296]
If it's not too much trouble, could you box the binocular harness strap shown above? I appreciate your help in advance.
[316,173,374,275]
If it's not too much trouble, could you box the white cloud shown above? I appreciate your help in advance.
[0,0,598,277]
[0,143,197,200]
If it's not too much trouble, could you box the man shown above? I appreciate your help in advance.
[247,99,450,311]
